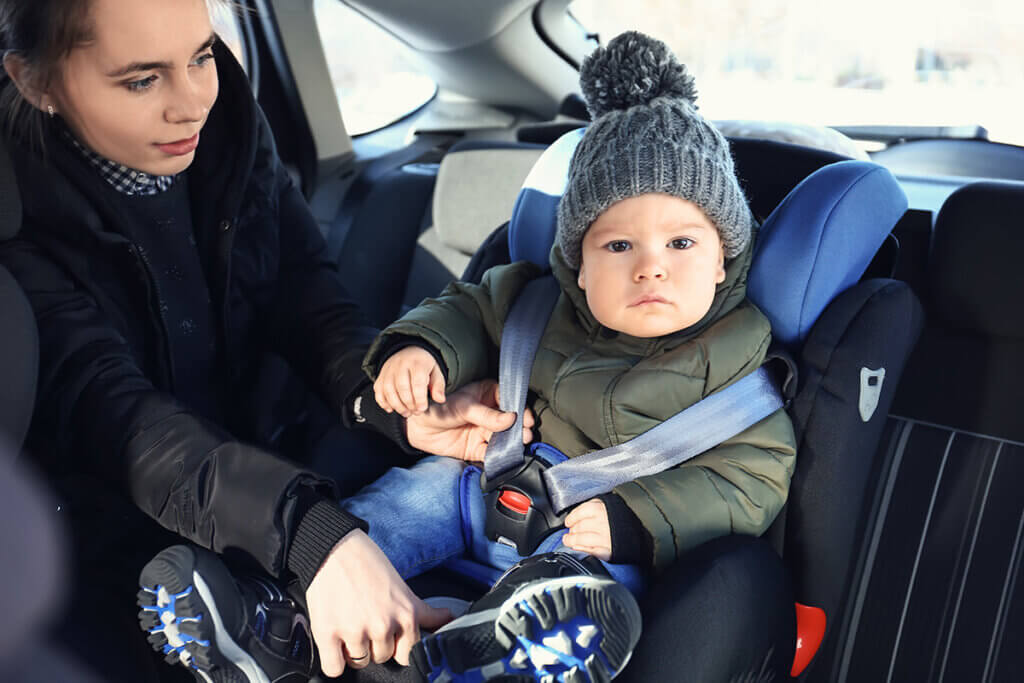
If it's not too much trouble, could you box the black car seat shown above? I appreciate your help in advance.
[811,180,1024,682]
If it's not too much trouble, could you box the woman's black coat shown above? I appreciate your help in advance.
[0,42,375,579]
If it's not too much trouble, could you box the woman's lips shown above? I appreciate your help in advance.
[155,133,199,156]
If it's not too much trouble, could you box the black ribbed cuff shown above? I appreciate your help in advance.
[600,493,654,566]
[286,497,368,592]
[347,384,420,457]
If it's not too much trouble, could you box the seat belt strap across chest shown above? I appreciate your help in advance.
[483,275,785,513]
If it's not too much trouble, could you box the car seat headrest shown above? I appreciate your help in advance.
[748,160,908,347]
[0,136,22,241]
[930,181,1024,339]
[509,129,908,349]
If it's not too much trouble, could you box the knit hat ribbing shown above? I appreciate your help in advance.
[556,31,752,269]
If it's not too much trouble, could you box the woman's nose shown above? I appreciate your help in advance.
[166,78,209,124]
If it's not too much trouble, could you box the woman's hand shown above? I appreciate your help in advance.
[374,347,447,417]
[563,499,612,561]
[305,529,452,676]
[405,379,534,462]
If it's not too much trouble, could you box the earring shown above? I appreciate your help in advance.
[46,104,55,118]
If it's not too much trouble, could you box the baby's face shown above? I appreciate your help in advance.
[578,194,726,338]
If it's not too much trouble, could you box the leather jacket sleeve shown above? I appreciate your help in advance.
[0,241,359,579]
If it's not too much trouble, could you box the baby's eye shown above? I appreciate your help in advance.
[669,238,694,249]
[125,75,158,92]
[605,240,631,253]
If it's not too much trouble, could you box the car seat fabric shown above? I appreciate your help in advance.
[749,161,909,348]
[399,141,545,317]
[822,181,1024,682]
[893,180,1024,442]
[784,279,923,682]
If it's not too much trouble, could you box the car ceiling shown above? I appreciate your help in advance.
[341,0,539,52]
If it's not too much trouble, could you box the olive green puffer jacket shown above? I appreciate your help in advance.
[365,240,796,571]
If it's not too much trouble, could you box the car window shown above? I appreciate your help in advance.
[568,0,1024,146]
[313,0,437,136]
[211,2,247,74]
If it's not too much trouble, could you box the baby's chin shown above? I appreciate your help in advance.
[599,319,695,339]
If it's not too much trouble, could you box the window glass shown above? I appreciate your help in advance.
[210,2,247,73]
[313,0,437,136]
[568,0,1024,146]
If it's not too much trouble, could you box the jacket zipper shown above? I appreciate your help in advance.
[129,242,176,389]
[216,217,237,379]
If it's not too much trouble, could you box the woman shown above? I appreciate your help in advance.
[0,0,523,679]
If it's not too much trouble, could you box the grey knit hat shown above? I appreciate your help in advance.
[557,31,752,269]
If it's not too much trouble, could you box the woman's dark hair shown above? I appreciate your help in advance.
[0,0,233,148]
[0,0,95,146]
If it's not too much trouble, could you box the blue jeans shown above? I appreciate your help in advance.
[340,453,645,596]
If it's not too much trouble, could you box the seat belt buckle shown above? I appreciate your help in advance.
[481,454,568,555]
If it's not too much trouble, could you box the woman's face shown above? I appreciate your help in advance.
[49,0,219,176]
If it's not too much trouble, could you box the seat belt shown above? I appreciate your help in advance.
[484,275,785,514]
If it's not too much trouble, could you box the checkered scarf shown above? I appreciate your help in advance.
[64,132,175,196]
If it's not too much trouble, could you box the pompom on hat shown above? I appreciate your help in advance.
[556,31,752,269]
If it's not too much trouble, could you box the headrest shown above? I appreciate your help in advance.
[433,143,544,255]
[0,136,22,241]
[748,161,907,347]
[930,181,1024,338]
[509,130,908,349]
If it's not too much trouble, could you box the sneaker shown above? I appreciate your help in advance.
[137,544,316,683]
[413,553,642,683]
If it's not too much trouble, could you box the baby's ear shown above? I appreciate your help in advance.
[577,263,586,290]
[715,244,726,284]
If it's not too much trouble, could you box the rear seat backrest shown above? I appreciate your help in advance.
[893,181,1024,439]
[831,181,1024,682]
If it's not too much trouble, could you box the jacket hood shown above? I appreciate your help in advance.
[547,224,756,354]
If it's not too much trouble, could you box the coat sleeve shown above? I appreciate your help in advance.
[0,241,356,579]
[362,261,543,390]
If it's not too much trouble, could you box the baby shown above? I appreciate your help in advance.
[353,31,796,682]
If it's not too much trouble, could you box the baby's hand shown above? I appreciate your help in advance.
[562,499,612,561]
[374,347,446,417]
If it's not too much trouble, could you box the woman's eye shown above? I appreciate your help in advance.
[126,76,158,92]
[669,238,694,249]
[605,240,631,253]
[192,52,216,67]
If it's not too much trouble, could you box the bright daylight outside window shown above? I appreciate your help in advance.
[210,2,247,73]
[568,0,1024,146]
[313,0,437,136]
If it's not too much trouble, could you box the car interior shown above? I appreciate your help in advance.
[3,1,1024,681]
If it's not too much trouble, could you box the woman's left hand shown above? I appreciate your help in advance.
[563,499,612,561]
[405,379,534,462]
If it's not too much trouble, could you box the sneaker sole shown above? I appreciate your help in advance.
[137,545,270,683]
[415,575,642,682]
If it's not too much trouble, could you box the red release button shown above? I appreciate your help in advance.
[498,490,532,515]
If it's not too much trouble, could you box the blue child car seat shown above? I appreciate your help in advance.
[489,128,924,678]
